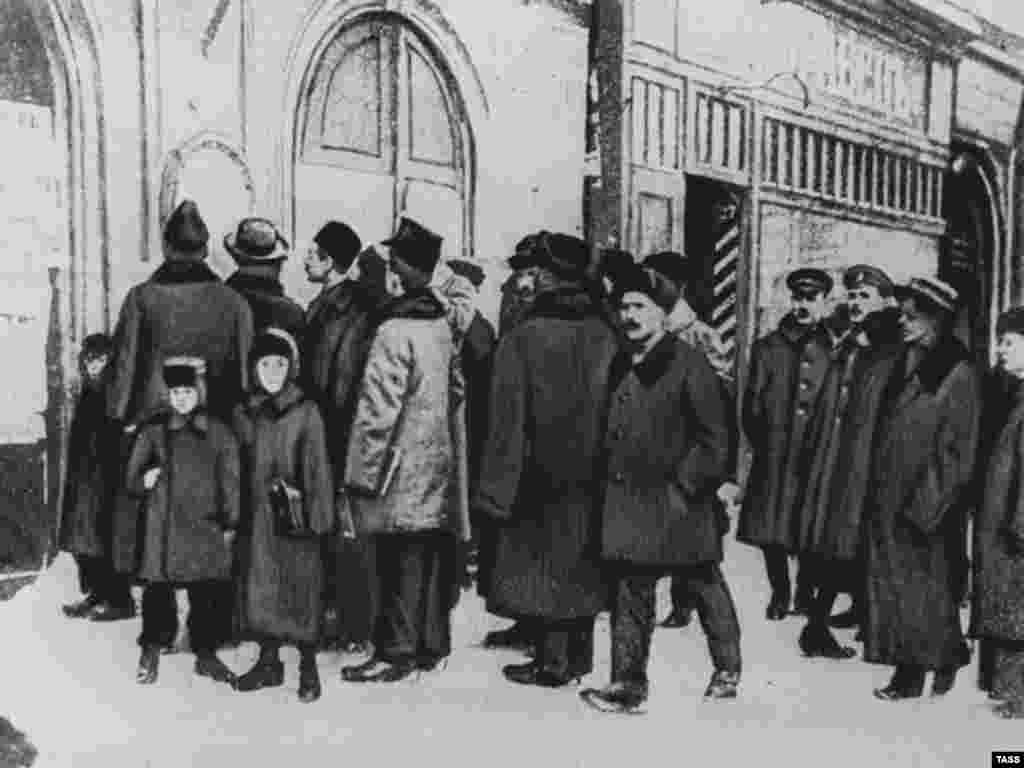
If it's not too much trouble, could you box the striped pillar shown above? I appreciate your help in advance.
[711,201,741,362]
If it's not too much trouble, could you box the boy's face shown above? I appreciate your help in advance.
[998,332,1024,377]
[83,353,109,381]
[256,355,289,395]
[168,386,199,416]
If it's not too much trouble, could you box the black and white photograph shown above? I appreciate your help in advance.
[1,0,1024,765]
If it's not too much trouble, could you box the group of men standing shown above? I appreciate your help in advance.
[56,192,1024,719]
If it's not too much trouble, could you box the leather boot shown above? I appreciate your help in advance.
[580,682,648,713]
[482,622,534,651]
[873,665,925,701]
[341,657,417,683]
[931,667,957,697]
[235,646,285,692]
[194,652,237,686]
[798,623,857,660]
[298,654,321,703]
[704,670,740,699]
[62,594,101,619]
[136,645,160,685]
[765,593,789,621]
[502,660,579,688]
[659,609,692,629]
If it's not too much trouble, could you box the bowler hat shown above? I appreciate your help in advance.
[383,217,443,275]
[163,199,209,253]
[313,221,362,272]
[786,267,833,296]
[843,264,894,297]
[612,264,680,312]
[895,275,958,314]
[224,218,289,264]
[643,251,694,290]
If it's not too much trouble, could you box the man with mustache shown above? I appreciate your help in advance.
[738,268,835,620]
[794,265,901,658]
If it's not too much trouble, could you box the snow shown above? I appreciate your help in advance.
[1,540,1016,768]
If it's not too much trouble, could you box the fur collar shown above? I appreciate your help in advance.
[777,313,831,346]
[529,283,598,321]
[906,335,970,394]
[610,334,677,389]
[226,271,284,297]
[165,409,209,433]
[244,382,305,416]
[150,259,221,286]
[376,289,446,323]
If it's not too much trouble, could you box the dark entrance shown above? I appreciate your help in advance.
[940,145,1000,367]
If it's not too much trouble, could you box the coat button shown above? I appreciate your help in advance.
[797,407,807,417]
[800,381,810,390]
[801,360,811,367]
[613,428,624,439]
[613,472,625,483]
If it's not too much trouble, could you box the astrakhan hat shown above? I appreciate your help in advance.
[612,264,680,312]
[383,216,443,275]
[163,356,206,389]
[163,199,209,253]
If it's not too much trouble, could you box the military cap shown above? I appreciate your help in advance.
[843,264,894,297]
[895,275,958,314]
[786,267,833,296]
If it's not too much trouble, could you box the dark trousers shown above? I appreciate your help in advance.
[763,546,816,603]
[325,534,378,646]
[615,562,741,686]
[373,531,454,664]
[138,581,226,654]
[535,617,596,679]
[807,558,858,626]
[75,554,132,607]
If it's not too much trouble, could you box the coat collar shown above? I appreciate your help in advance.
[150,259,221,286]
[903,334,970,395]
[226,271,284,297]
[245,382,305,416]
[166,409,209,433]
[376,289,446,323]
[777,313,829,347]
[611,334,676,389]
[529,283,598,321]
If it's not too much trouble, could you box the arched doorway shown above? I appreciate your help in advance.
[288,12,473,303]
[940,145,1003,366]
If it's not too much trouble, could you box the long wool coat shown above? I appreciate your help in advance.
[58,380,121,557]
[972,379,1024,642]
[600,336,731,567]
[124,410,241,583]
[863,337,980,669]
[345,291,468,538]
[108,257,254,425]
[225,271,305,337]
[232,384,334,645]
[795,310,902,561]
[738,316,834,550]
[474,288,619,620]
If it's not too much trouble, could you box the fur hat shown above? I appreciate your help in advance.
[383,217,443,276]
[447,259,485,289]
[612,264,680,312]
[314,221,362,272]
[80,333,113,360]
[251,327,300,378]
[643,251,694,290]
[163,200,209,254]
[163,356,206,389]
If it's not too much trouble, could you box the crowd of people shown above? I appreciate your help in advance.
[53,197,1024,719]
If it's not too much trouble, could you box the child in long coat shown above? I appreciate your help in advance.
[59,333,135,621]
[125,356,240,686]
[232,328,334,703]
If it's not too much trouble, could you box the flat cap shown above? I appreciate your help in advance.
[895,275,958,313]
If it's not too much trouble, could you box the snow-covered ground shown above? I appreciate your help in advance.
[1,537,1017,768]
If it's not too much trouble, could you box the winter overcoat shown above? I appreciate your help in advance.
[863,338,980,669]
[108,258,254,425]
[58,381,121,557]
[795,309,902,561]
[225,271,305,337]
[124,410,241,582]
[600,336,731,567]
[738,316,834,550]
[300,279,380,474]
[345,291,468,539]
[232,384,334,645]
[474,288,619,620]
[972,380,1024,642]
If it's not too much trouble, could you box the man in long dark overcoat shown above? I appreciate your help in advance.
[474,234,619,688]
[738,268,835,620]
[107,199,254,653]
[972,306,1024,718]
[580,265,738,714]
[224,217,305,336]
[795,265,901,658]
[299,220,381,653]
[865,276,980,701]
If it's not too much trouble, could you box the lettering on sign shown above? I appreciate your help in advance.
[788,16,927,128]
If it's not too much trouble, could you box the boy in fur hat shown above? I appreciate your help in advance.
[125,356,240,686]
[232,327,334,703]
[59,333,135,621]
